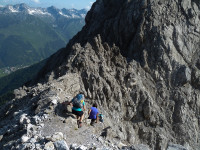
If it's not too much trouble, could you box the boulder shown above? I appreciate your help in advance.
[174,66,191,86]
[45,141,55,150]
[70,143,78,150]
[21,135,29,143]
[51,132,64,142]
[54,140,69,150]
[19,114,30,125]
[77,145,87,150]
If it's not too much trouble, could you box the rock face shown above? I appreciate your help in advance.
[1,0,200,150]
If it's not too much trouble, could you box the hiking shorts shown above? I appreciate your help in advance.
[72,109,83,117]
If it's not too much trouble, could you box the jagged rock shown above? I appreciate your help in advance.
[52,99,58,105]
[35,97,52,114]
[19,113,30,125]
[35,143,42,150]
[117,142,127,149]
[0,135,3,141]
[54,140,69,150]
[77,145,87,150]
[14,88,27,99]
[32,115,42,125]
[21,135,29,143]
[122,144,150,150]
[70,143,78,150]
[29,137,37,143]
[45,141,55,150]
[51,132,64,142]
[191,68,200,88]
[167,143,187,150]
[174,66,191,86]
[97,137,104,144]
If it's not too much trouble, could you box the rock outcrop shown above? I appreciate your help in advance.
[1,0,200,149]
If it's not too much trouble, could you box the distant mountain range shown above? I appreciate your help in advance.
[0,3,86,18]
[0,3,87,68]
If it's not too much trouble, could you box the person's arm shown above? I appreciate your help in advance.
[66,101,71,105]
[83,105,86,111]
[63,101,70,105]
[88,109,91,115]
[63,99,73,106]
[83,101,86,111]
[96,112,99,123]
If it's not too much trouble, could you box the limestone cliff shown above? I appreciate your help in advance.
[0,0,200,149]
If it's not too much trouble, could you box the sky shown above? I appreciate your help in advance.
[0,0,96,10]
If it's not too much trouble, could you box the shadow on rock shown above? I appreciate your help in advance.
[55,102,75,119]
[100,126,111,138]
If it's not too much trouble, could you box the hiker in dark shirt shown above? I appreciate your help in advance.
[88,103,99,126]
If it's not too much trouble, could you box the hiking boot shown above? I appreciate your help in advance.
[77,120,80,125]
[78,122,82,128]
[90,120,95,126]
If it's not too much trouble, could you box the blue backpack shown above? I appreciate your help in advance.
[72,94,84,108]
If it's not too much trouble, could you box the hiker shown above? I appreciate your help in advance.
[88,103,99,126]
[67,93,86,128]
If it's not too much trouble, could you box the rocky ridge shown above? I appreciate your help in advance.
[0,0,200,150]
[0,74,150,150]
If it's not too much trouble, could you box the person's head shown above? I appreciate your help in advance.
[93,103,97,108]
[79,91,84,95]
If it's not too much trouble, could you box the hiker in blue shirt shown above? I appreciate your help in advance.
[88,103,99,126]
[67,93,86,128]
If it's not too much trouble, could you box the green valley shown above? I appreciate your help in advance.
[0,14,66,68]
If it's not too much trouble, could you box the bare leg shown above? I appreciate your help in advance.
[76,115,80,124]
[80,114,84,122]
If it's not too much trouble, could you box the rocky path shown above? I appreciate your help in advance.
[40,112,113,149]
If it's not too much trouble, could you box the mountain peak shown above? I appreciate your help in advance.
[48,5,58,9]
[13,3,29,11]
[47,5,59,11]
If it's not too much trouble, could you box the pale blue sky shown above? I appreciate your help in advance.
[0,0,96,10]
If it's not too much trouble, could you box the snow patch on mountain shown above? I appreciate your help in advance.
[0,3,87,19]
[80,14,86,18]
[58,11,70,18]
[71,14,79,18]
[8,6,19,13]
[28,9,51,16]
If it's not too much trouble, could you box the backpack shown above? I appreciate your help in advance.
[98,114,103,122]
[72,94,84,108]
